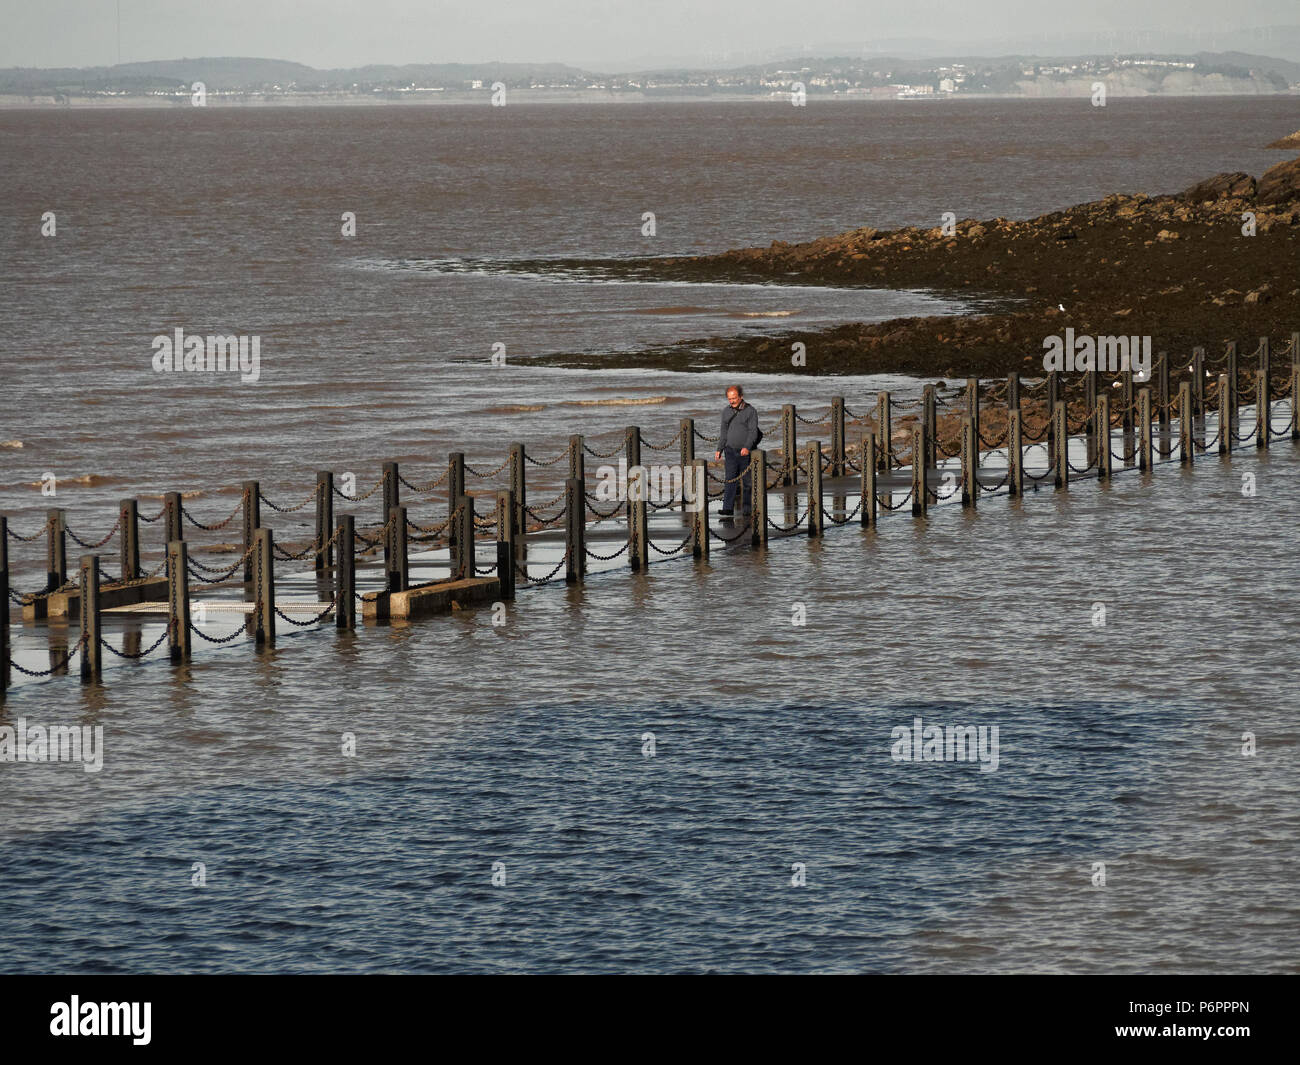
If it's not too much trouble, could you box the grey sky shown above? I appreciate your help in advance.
[2,0,1297,69]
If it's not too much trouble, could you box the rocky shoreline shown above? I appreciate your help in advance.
[528,153,1300,380]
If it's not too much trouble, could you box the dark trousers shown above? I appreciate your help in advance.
[722,448,752,513]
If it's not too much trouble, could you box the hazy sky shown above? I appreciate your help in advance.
[2,0,1296,69]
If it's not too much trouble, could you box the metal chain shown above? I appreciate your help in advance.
[334,476,384,502]
[66,514,122,549]
[8,632,88,676]
[260,485,318,513]
[5,515,55,542]
[99,629,171,660]
[189,620,249,644]
[524,442,574,467]
[465,458,511,478]
[398,467,450,493]
[182,495,245,531]
[274,593,339,627]
[584,540,630,561]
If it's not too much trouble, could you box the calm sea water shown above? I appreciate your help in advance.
[2,99,1298,973]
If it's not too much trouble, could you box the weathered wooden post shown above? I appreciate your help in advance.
[1008,408,1024,497]
[336,515,355,631]
[47,506,67,593]
[876,392,892,472]
[1047,372,1060,468]
[0,516,8,695]
[1139,388,1153,471]
[388,506,408,592]
[677,420,693,510]
[625,427,642,488]
[381,462,399,577]
[1191,347,1205,425]
[454,496,475,580]
[966,379,981,462]
[1096,393,1112,480]
[1259,336,1271,389]
[923,385,938,472]
[780,404,797,486]
[447,452,466,548]
[1178,381,1193,465]
[315,472,333,572]
[253,527,275,648]
[494,491,516,598]
[911,426,928,517]
[751,450,768,547]
[1256,369,1270,450]
[163,491,183,547]
[1006,373,1021,417]
[1157,352,1171,443]
[861,431,877,528]
[1292,362,1300,442]
[1085,369,1099,468]
[830,397,846,477]
[497,533,515,601]
[1120,369,1135,466]
[1226,341,1239,438]
[508,443,526,556]
[961,418,978,507]
[166,539,191,663]
[691,460,710,559]
[1217,373,1231,456]
[119,499,140,582]
[1053,401,1068,489]
[566,437,584,489]
[629,465,649,571]
[78,554,102,682]
[560,484,583,584]
[241,480,260,586]
[807,441,823,536]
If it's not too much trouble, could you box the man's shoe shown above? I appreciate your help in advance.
[718,509,734,517]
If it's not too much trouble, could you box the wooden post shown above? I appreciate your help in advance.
[79,554,102,682]
[691,460,710,559]
[0,516,8,696]
[1259,336,1270,388]
[388,505,408,592]
[628,466,649,570]
[561,483,583,583]
[1008,409,1024,497]
[242,480,260,586]
[1191,347,1205,425]
[780,404,797,486]
[447,452,466,549]
[1085,369,1098,468]
[1256,369,1270,450]
[494,492,516,596]
[163,491,183,546]
[830,397,845,477]
[625,425,641,474]
[119,499,140,581]
[861,431,877,528]
[961,418,977,507]
[167,539,191,662]
[1218,373,1231,456]
[1097,393,1112,480]
[1157,351,1171,441]
[966,378,980,461]
[1292,364,1300,442]
[1047,372,1060,468]
[1226,341,1239,438]
[315,471,333,572]
[807,441,823,536]
[1053,401,1068,489]
[1139,388,1153,471]
[923,385,938,472]
[508,444,526,556]
[566,437,584,489]
[336,515,355,630]
[1178,381,1193,466]
[752,449,768,546]
[677,420,693,510]
[876,392,892,472]
[455,496,475,580]
[911,426,928,517]
[1121,370,1135,467]
[381,462,398,578]
[253,527,275,647]
[1006,373,1021,415]
[47,506,66,593]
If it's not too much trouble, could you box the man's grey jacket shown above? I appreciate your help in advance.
[719,402,761,452]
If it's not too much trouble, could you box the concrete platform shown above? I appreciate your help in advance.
[25,576,168,621]
[362,577,499,620]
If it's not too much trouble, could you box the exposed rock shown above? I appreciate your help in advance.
[1258,156,1300,205]
[1265,130,1300,150]
[1156,229,1180,241]
[1181,172,1256,202]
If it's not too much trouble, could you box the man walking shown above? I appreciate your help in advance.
[713,385,761,518]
